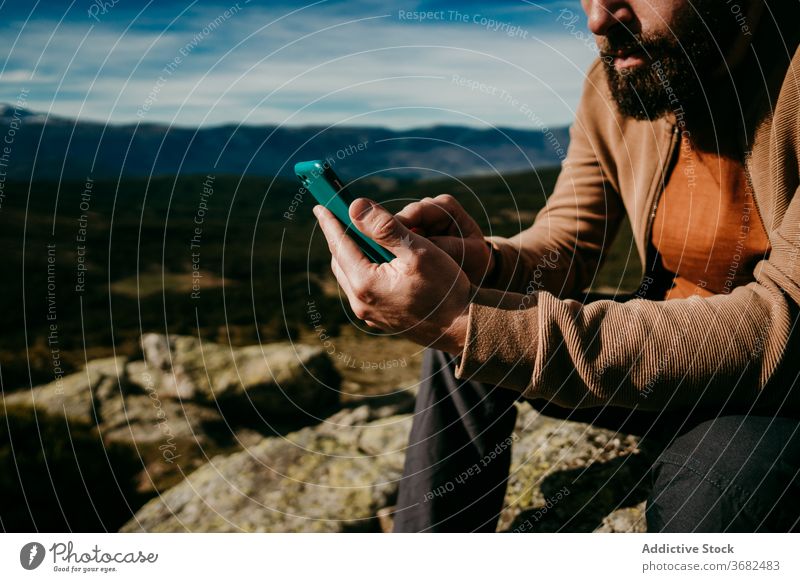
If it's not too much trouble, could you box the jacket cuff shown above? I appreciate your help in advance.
[454,287,539,393]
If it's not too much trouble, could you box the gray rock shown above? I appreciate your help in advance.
[99,394,225,447]
[130,334,341,419]
[126,361,195,401]
[140,333,174,370]
[98,393,230,495]
[595,502,648,533]
[500,404,653,532]
[3,356,128,425]
[121,401,654,533]
[121,405,411,532]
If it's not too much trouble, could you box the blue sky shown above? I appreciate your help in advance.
[0,0,597,128]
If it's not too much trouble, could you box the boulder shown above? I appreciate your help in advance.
[500,405,654,532]
[3,339,347,504]
[99,394,225,447]
[121,402,654,533]
[129,334,341,420]
[2,356,128,425]
[98,394,231,495]
[121,405,412,532]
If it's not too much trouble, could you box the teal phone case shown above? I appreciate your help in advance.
[294,160,395,264]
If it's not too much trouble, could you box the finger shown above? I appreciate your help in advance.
[332,254,376,326]
[428,235,467,265]
[432,193,482,237]
[314,205,373,273]
[330,256,355,298]
[395,198,453,234]
[395,195,479,238]
[349,198,430,260]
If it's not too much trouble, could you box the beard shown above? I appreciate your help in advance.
[601,1,745,121]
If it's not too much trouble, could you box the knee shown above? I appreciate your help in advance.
[646,415,800,532]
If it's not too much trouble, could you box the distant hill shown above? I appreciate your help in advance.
[0,105,569,181]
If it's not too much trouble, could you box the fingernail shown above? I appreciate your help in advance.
[312,205,322,218]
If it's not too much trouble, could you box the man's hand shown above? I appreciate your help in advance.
[395,194,495,286]
[313,198,473,355]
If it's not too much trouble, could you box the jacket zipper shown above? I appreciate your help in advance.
[642,122,680,275]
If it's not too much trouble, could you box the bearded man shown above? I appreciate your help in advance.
[314,0,800,532]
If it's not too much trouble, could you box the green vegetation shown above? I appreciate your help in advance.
[0,169,640,391]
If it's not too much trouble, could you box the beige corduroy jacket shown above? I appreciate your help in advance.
[455,22,800,415]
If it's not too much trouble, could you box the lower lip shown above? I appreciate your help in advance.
[614,52,646,68]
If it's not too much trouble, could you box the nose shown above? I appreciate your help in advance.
[584,0,636,36]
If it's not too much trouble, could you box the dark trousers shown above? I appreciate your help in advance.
[393,349,800,532]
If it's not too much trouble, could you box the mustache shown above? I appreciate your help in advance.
[598,29,654,57]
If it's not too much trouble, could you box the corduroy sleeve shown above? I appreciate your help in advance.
[455,278,800,412]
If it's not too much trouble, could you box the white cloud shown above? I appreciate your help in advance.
[0,1,597,129]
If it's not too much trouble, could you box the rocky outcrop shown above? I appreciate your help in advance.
[5,334,654,533]
[122,402,654,533]
[2,356,129,425]
[3,337,344,496]
[129,334,341,421]
[99,395,225,447]
[121,404,413,532]
[501,406,652,532]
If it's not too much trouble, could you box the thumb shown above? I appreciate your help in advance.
[350,198,419,258]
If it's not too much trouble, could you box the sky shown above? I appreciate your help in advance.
[0,0,598,129]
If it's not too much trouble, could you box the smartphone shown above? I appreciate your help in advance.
[294,160,395,264]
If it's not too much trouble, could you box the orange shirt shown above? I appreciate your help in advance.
[650,134,771,300]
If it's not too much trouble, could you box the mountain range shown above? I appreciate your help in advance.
[0,105,568,181]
